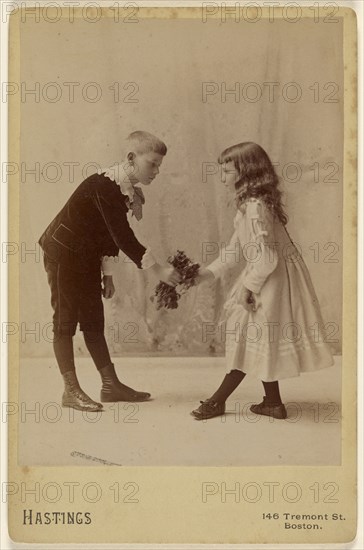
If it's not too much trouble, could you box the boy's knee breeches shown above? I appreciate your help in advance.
[43,254,105,337]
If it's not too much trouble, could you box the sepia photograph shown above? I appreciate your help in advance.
[5,2,358,545]
[16,5,343,467]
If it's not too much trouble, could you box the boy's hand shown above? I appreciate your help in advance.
[102,275,115,299]
[195,268,214,285]
[239,286,257,312]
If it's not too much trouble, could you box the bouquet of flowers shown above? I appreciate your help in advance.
[153,250,200,310]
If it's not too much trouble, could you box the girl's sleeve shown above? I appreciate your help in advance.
[242,199,278,294]
[206,215,243,279]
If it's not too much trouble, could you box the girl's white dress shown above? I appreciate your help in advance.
[208,198,334,381]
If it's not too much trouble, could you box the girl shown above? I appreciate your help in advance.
[192,142,334,421]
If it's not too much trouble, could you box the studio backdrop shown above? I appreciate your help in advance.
[18,11,343,357]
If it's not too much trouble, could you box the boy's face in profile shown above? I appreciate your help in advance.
[130,151,164,186]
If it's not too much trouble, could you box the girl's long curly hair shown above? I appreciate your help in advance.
[218,142,288,225]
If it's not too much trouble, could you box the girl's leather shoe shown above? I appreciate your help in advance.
[250,396,287,419]
[191,398,225,420]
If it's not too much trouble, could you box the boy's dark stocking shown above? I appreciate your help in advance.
[82,332,151,402]
[191,369,245,421]
[53,333,76,375]
[83,331,112,371]
[54,334,103,412]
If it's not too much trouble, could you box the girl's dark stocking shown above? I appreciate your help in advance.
[262,380,282,405]
[210,369,246,404]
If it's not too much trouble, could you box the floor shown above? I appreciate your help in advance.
[18,356,341,466]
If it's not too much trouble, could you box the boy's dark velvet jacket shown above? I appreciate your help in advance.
[38,173,146,273]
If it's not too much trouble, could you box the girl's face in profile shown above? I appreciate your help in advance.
[222,161,240,191]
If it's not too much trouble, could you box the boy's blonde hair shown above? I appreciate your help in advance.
[125,131,167,156]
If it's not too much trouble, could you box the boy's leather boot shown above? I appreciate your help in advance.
[62,370,103,412]
[99,363,151,402]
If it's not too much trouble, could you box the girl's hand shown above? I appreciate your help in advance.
[102,275,115,299]
[195,268,214,285]
[149,263,181,285]
[155,265,181,285]
[239,286,257,312]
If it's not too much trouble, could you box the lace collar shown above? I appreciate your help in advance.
[98,165,135,203]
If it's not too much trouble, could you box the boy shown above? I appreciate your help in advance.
[39,131,179,412]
